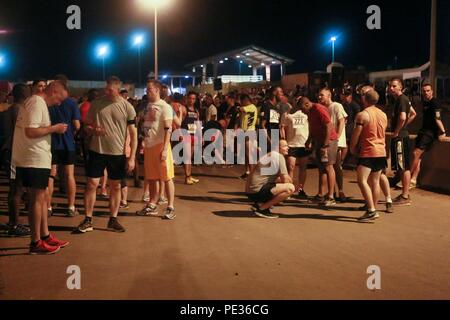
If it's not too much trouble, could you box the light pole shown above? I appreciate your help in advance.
[429,0,437,90]
[330,36,337,63]
[133,34,145,85]
[138,0,172,81]
[97,45,109,81]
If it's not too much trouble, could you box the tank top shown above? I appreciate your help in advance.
[181,107,200,135]
[359,106,387,158]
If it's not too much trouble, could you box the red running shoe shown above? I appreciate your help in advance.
[43,234,70,248]
[30,240,61,255]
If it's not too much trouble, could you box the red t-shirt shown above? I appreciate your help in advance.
[79,101,91,123]
[308,103,338,142]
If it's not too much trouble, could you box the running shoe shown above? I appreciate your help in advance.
[107,217,126,233]
[76,218,94,233]
[136,204,158,216]
[297,189,308,199]
[67,208,79,217]
[251,204,279,219]
[29,240,60,255]
[190,177,200,183]
[322,197,337,207]
[7,224,31,237]
[163,207,176,220]
[119,202,130,209]
[43,234,69,248]
[358,204,368,211]
[392,194,412,206]
[386,202,394,213]
[310,194,325,204]
[357,210,380,221]
[157,197,168,205]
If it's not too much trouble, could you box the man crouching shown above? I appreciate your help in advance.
[245,139,295,219]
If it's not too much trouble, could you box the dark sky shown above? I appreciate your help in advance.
[0,0,449,82]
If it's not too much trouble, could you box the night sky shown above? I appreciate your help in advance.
[0,0,449,82]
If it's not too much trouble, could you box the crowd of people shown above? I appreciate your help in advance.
[0,74,446,254]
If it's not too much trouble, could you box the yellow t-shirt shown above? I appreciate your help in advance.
[240,104,257,131]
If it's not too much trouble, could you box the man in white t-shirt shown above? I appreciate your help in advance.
[12,81,69,255]
[136,80,176,220]
[205,95,218,123]
[318,88,348,201]
[280,102,311,198]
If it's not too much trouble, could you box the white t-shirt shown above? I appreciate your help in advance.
[12,95,52,169]
[328,102,348,148]
[281,110,309,148]
[142,99,173,148]
[206,104,218,122]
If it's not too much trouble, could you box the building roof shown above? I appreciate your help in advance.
[185,44,295,68]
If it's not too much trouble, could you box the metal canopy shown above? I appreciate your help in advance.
[185,44,294,68]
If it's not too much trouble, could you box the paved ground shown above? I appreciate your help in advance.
[0,164,449,300]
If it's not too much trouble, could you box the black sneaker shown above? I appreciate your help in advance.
[357,210,380,221]
[386,202,394,213]
[136,204,158,216]
[7,224,31,237]
[297,189,308,199]
[76,218,94,233]
[239,172,250,180]
[251,204,279,219]
[310,194,325,204]
[107,217,126,233]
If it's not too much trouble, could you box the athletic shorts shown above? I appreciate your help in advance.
[247,182,276,204]
[144,143,175,182]
[52,150,76,165]
[87,150,126,180]
[14,167,50,190]
[288,147,312,158]
[314,140,338,168]
[358,157,387,172]
[390,137,411,171]
[415,131,436,151]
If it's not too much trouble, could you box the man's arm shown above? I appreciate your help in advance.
[161,119,173,161]
[321,122,332,147]
[393,112,407,138]
[406,106,417,125]
[350,112,366,155]
[73,120,81,132]
[25,124,67,139]
[336,117,346,140]
[126,123,138,172]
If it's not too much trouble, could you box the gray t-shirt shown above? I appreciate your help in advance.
[87,96,136,156]
[246,151,288,194]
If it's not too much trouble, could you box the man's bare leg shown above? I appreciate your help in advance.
[84,177,100,218]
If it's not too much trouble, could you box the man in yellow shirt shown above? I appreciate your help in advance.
[238,94,258,179]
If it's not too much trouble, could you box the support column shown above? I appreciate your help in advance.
[192,76,195,87]
[252,66,258,77]
[202,64,207,84]
[265,65,271,82]
[170,77,174,93]
[213,63,219,78]
[280,63,285,77]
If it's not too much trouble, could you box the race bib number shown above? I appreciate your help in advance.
[187,123,197,134]
[270,109,280,124]
[293,116,305,128]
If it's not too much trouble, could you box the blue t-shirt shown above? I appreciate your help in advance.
[49,97,81,151]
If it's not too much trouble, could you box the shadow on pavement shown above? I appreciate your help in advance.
[0,247,30,257]
[213,210,373,224]
[177,195,251,205]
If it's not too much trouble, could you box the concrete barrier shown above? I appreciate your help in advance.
[387,133,450,194]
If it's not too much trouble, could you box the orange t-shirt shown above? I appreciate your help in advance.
[359,106,387,158]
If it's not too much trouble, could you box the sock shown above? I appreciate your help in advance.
[85,216,92,222]
[69,206,75,211]
[386,197,392,203]
[41,234,50,240]
[31,240,39,246]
